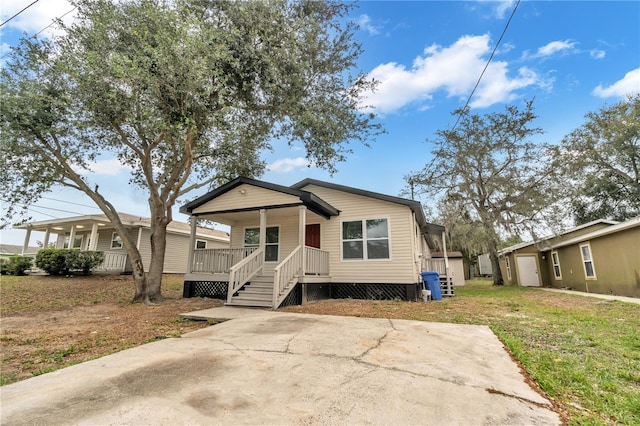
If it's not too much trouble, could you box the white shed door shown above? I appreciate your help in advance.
[516,255,540,287]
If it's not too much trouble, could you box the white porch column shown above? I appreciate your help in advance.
[298,205,306,274]
[442,231,449,272]
[68,225,77,249]
[89,223,98,251]
[187,218,197,273]
[43,227,51,249]
[259,209,267,254]
[22,227,32,255]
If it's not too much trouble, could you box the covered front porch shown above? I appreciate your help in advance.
[181,178,339,308]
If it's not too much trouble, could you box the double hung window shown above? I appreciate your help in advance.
[342,219,390,260]
[580,243,596,279]
[551,251,562,279]
[244,226,279,262]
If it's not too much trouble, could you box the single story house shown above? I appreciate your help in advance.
[15,213,230,274]
[180,177,449,308]
[498,217,640,298]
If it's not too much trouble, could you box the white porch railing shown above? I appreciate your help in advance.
[95,251,127,272]
[423,258,447,276]
[305,246,329,275]
[227,248,264,304]
[191,247,257,273]
[273,245,302,307]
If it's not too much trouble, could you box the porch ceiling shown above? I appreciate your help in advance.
[196,205,328,227]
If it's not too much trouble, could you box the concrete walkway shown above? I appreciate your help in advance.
[0,309,560,425]
[538,288,640,305]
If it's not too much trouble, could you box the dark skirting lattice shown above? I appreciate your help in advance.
[330,283,418,301]
[183,281,228,299]
[305,283,331,302]
[279,284,302,308]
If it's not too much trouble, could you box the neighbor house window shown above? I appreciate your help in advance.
[504,256,512,280]
[195,240,207,249]
[110,232,123,249]
[551,251,562,279]
[244,226,279,262]
[342,218,390,260]
[580,243,596,279]
[63,235,83,249]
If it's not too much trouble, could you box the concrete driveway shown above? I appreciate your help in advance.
[0,310,560,425]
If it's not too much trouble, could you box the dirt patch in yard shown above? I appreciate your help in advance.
[1,274,222,385]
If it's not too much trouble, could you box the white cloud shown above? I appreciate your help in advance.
[75,159,132,176]
[522,40,577,60]
[361,34,543,114]
[267,157,309,173]
[493,1,516,19]
[592,68,640,98]
[1,0,76,37]
[590,49,606,60]
[356,14,381,36]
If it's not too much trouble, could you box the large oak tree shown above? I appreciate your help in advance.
[1,0,382,302]
[410,101,561,285]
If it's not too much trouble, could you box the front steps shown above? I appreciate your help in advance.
[226,275,274,308]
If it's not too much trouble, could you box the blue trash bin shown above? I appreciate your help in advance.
[421,271,442,300]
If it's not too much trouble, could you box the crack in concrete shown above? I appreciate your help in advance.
[357,318,395,360]
[485,387,552,408]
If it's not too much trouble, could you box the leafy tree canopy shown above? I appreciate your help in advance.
[555,94,640,224]
[410,101,562,285]
[1,0,382,302]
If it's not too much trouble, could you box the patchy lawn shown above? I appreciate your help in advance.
[281,282,640,426]
[0,274,222,385]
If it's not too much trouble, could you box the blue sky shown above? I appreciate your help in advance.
[1,0,639,246]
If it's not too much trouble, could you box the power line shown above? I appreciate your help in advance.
[0,0,40,28]
[0,6,76,60]
[1,199,97,216]
[451,0,521,131]
[40,196,101,210]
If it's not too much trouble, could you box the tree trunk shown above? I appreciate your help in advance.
[143,202,170,303]
[488,242,504,286]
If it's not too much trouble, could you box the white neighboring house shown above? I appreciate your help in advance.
[15,213,230,274]
[180,177,449,308]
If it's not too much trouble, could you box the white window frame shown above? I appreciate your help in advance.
[110,232,123,249]
[504,256,512,280]
[195,239,207,249]
[340,218,391,261]
[244,226,280,262]
[63,235,83,249]
[579,243,597,279]
[551,251,562,280]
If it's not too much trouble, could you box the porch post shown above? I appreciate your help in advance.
[22,227,32,255]
[187,218,197,273]
[89,223,98,251]
[43,227,51,249]
[259,209,267,254]
[298,205,306,274]
[442,231,449,273]
[68,225,77,249]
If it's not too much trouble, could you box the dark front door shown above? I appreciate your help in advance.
[305,224,321,249]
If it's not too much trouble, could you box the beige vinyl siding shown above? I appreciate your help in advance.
[193,184,300,214]
[301,184,419,284]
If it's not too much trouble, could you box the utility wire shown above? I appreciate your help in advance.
[0,199,96,217]
[450,0,521,132]
[40,196,101,210]
[0,0,40,28]
[0,6,76,60]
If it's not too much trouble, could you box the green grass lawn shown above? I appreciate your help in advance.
[441,282,640,425]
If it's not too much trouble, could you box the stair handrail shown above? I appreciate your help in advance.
[273,245,302,307]
[227,248,264,304]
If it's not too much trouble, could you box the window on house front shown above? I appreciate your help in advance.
[195,240,207,249]
[63,235,83,249]
[580,243,596,279]
[504,256,512,280]
[551,251,562,279]
[244,226,279,262]
[111,232,123,249]
[342,219,390,260]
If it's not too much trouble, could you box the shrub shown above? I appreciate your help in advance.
[2,255,33,275]
[35,248,105,275]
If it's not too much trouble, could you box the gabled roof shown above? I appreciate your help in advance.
[15,213,229,241]
[541,216,640,251]
[291,178,444,238]
[180,176,340,219]
[499,218,620,255]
